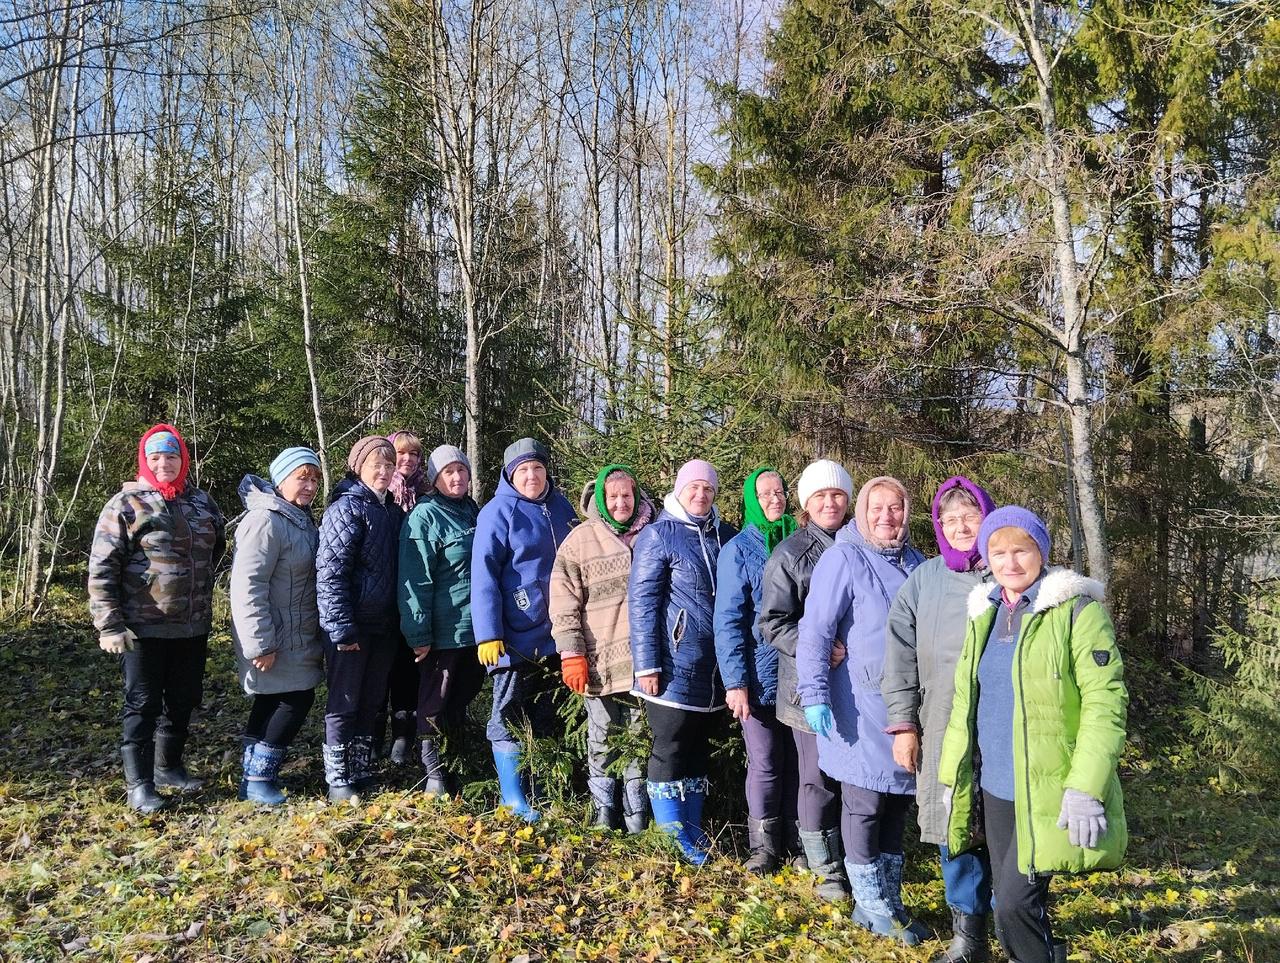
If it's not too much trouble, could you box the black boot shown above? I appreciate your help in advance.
[420,738,450,797]
[121,744,171,813]
[153,733,204,792]
[370,707,388,761]
[744,817,781,875]
[786,820,809,870]
[389,711,416,767]
[930,909,990,962]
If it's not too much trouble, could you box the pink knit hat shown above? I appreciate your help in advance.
[674,459,719,497]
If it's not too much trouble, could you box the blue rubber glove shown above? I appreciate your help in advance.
[804,704,833,737]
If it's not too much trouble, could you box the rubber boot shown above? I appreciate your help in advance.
[681,776,711,852]
[589,776,621,830]
[647,781,706,865]
[745,817,781,874]
[420,738,450,797]
[879,852,930,944]
[242,742,287,806]
[236,738,254,800]
[121,743,171,813]
[323,742,360,805]
[930,908,991,963]
[154,733,204,792]
[492,749,538,822]
[799,828,850,901]
[389,711,416,767]
[847,859,924,945]
[622,774,649,834]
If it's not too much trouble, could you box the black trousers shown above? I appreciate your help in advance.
[984,792,1056,963]
[324,631,397,745]
[417,647,486,737]
[121,635,208,748]
[387,640,420,717]
[246,689,315,747]
[645,701,714,782]
[840,783,912,864]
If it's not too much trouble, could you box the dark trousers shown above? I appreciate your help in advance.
[486,654,561,754]
[741,705,799,823]
[645,701,714,782]
[121,635,208,749]
[793,726,841,832]
[840,782,912,864]
[246,689,315,747]
[325,631,397,745]
[984,792,1056,963]
[417,647,486,736]
[387,640,420,717]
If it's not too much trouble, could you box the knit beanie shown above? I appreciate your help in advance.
[503,437,550,477]
[270,447,321,487]
[854,475,912,550]
[796,459,853,510]
[674,459,718,497]
[978,506,1052,566]
[347,435,395,474]
[427,444,471,486]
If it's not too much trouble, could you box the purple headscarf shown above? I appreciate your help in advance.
[931,476,996,572]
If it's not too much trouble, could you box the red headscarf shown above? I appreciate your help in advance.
[137,423,190,501]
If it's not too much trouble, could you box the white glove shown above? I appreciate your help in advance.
[99,629,135,654]
[1057,788,1107,848]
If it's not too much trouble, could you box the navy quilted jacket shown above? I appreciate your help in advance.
[317,478,404,646]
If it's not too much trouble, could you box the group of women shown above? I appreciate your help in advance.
[88,423,1129,963]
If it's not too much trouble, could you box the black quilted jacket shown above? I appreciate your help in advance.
[316,477,404,646]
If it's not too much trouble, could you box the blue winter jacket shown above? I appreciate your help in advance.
[714,525,777,706]
[629,493,737,711]
[469,473,577,668]
[797,523,924,793]
[317,478,405,647]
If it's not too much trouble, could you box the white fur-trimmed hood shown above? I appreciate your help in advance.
[966,567,1105,619]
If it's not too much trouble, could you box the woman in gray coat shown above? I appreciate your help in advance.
[881,476,995,963]
[230,447,325,805]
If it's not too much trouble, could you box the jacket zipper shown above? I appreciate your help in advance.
[1016,616,1037,883]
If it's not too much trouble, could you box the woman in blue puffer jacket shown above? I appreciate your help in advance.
[715,467,798,874]
[470,437,576,821]
[629,459,736,864]
[316,436,405,804]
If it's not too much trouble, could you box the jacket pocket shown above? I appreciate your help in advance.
[669,607,687,651]
[506,582,547,632]
[854,662,884,692]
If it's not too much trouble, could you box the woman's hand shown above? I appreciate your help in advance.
[829,641,846,668]
[892,731,920,773]
[725,687,751,722]
[252,653,277,672]
[636,673,660,696]
[337,642,361,653]
[804,704,834,737]
[413,645,432,663]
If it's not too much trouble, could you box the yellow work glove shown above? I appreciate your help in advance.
[477,640,506,667]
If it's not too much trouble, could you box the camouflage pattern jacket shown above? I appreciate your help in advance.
[88,480,226,640]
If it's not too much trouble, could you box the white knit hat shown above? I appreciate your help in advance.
[796,459,853,509]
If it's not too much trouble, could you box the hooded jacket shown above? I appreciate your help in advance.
[797,523,925,792]
[229,475,324,695]
[88,477,225,640]
[398,491,481,651]
[316,477,404,646]
[713,524,777,706]
[628,493,737,711]
[549,479,656,697]
[469,472,577,667]
[940,570,1129,874]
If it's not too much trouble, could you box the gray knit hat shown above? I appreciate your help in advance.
[503,437,550,477]
[426,444,471,486]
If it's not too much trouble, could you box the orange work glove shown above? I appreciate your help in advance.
[561,654,590,694]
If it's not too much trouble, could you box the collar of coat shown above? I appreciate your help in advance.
[966,567,1105,620]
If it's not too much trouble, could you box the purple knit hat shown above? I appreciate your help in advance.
[932,476,996,572]
[978,506,1052,566]
[674,459,718,497]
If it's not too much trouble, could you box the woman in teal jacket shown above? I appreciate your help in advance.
[939,506,1127,963]
[398,445,483,796]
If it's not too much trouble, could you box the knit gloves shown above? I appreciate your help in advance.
[804,704,834,737]
[476,640,506,667]
[560,654,589,694]
[99,629,136,654]
[1057,788,1107,848]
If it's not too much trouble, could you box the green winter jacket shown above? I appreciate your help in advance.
[939,569,1128,875]
[398,492,480,650]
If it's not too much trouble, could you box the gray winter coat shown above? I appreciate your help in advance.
[759,523,838,731]
[230,476,324,696]
[882,555,989,844]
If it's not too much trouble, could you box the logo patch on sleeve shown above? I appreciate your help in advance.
[1092,650,1111,667]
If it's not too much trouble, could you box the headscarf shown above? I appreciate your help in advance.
[743,466,797,555]
[593,464,639,534]
[387,431,429,512]
[854,475,911,551]
[931,476,996,572]
[137,423,190,501]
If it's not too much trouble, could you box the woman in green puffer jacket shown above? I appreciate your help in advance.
[938,506,1127,963]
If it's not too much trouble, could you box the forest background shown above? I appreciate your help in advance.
[1,0,1280,958]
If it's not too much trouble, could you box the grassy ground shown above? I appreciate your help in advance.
[1,588,1277,962]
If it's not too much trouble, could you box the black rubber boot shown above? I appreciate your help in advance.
[930,909,991,962]
[744,817,781,875]
[121,744,171,813]
[153,733,204,792]
[420,738,450,797]
[389,711,416,767]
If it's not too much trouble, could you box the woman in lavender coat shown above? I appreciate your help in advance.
[797,475,926,946]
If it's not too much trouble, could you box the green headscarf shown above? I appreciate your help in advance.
[593,463,638,534]
[744,466,797,554]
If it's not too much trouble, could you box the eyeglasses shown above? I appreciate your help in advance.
[758,490,787,502]
[940,512,982,528]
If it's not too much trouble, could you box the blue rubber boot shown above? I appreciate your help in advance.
[492,749,539,822]
[647,780,707,865]
[242,742,287,806]
[878,852,930,944]
[847,859,926,945]
[681,776,711,853]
